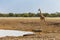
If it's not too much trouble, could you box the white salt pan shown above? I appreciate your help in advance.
[0,29,34,37]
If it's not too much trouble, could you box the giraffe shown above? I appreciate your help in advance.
[38,8,45,22]
[38,9,48,33]
[38,8,46,32]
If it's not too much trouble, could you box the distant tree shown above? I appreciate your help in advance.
[36,13,40,17]
[2,14,8,17]
[28,12,35,17]
[0,12,60,17]
[43,13,49,17]
[23,13,29,17]
[8,13,14,17]
[15,14,18,17]
[50,13,57,17]
[56,12,60,17]
[0,13,3,17]
[14,14,21,17]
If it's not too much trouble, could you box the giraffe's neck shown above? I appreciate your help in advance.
[38,9,44,17]
[39,12,44,17]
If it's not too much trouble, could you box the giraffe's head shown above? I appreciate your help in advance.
[38,8,41,14]
[38,8,40,11]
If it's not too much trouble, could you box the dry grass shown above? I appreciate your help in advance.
[0,17,60,40]
[0,17,60,31]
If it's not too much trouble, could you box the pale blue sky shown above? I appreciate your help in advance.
[0,0,60,13]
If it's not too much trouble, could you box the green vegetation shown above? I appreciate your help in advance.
[0,12,60,17]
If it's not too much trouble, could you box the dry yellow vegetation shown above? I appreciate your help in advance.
[0,17,60,40]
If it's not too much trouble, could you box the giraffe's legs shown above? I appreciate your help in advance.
[40,18,47,25]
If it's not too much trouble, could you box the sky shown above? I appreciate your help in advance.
[0,0,60,13]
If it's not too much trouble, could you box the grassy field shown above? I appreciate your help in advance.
[0,17,60,40]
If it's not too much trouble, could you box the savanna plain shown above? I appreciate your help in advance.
[0,17,60,40]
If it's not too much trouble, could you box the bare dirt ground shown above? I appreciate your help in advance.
[0,17,60,40]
